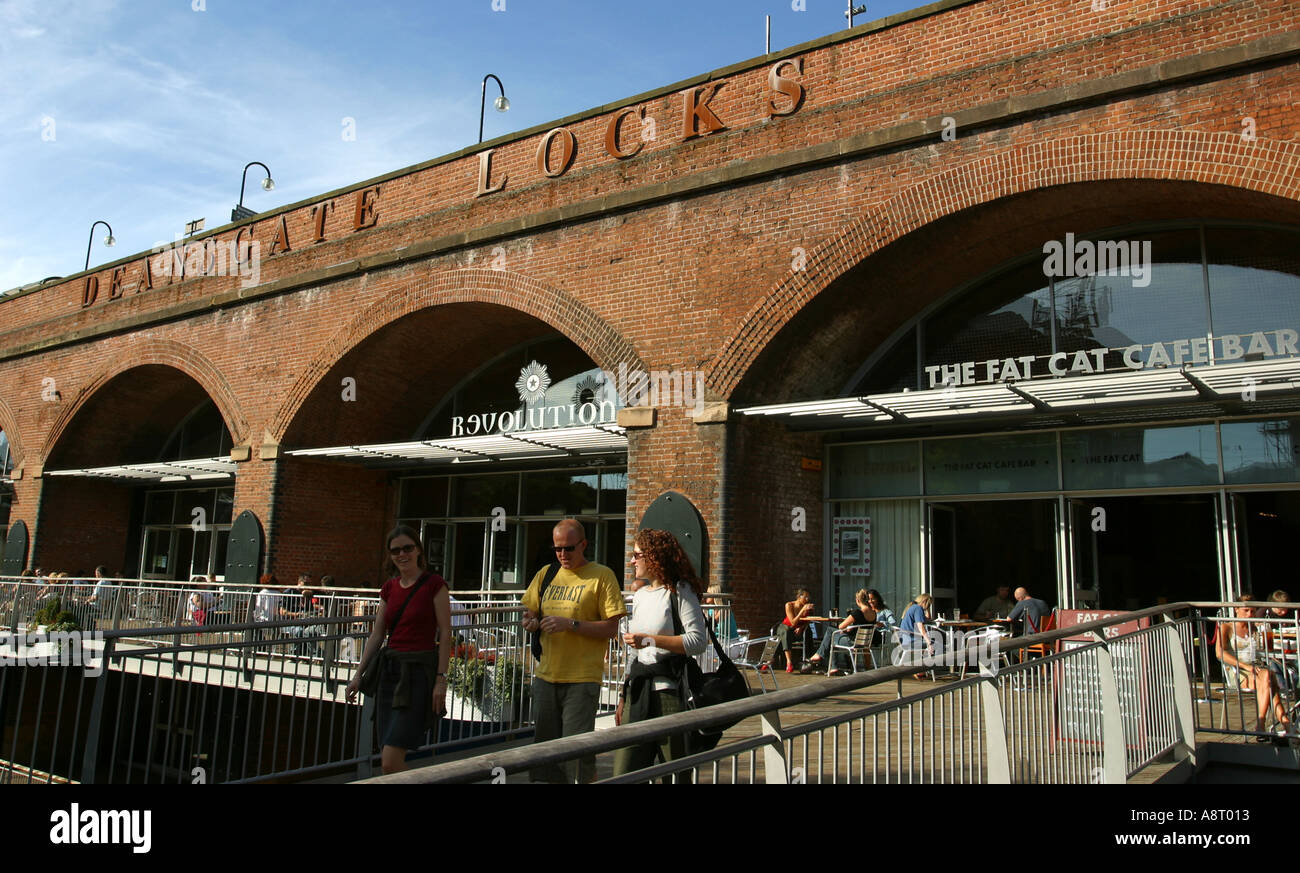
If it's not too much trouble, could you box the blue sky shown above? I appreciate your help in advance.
[0,0,929,293]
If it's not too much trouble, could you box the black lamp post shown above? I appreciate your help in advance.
[85,220,115,271]
[232,162,275,222]
[479,74,510,144]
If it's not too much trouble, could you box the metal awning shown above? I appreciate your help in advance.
[42,457,236,482]
[287,424,628,466]
[738,358,1300,427]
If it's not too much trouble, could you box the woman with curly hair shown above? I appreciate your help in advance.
[613,528,708,781]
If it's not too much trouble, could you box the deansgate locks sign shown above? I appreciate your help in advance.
[923,329,1300,388]
[78,57,807,311]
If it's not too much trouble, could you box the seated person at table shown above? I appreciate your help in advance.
[1007,587,1051,633]
[770,589,813,673]
[1217,596,1292,739]
[1266,589,1294,620]
[897,594,942,678]
[803,588,877,675]
[974,585,1016,620]
[703,594,739,640]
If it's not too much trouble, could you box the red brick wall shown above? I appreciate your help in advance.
[0,0,1294,599]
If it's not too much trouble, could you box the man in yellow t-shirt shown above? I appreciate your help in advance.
[521,518,625,783]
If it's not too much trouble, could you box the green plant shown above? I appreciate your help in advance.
[448,655,489,701]
[27,597,80,634]
[490,657,530,705]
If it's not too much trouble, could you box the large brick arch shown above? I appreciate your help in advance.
[40,338,251,462]
[708,131,1300,399]
[267,268,645,443]
[0,396,23,469]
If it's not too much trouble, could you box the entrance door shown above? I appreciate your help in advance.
[928,504,957,614]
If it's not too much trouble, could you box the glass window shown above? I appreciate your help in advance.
[144,492,174,525]
[600,471,627,515]
[1061,424,1219,490]
[1206,227,1300,362]
[829,442,921,499]
[400,477,449,518]
[923,433,1058,495]
[452,474,519,517]
[522,472,599,516]
[214,489,234,525]
[852,327,917,395]
[921,260,1054,389]
[1054,228,1209,374]
[173,489,214,525]
[1221,418,1300,485]
[0,430,10,476]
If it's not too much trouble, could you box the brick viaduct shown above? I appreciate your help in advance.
[1,0,1296,630]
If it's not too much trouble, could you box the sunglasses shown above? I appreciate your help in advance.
[388,544,418,556]
[552,543,581,553]
[630,551,645,560]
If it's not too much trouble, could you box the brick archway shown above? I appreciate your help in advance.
[708,132,1300,398]
[40,338,251,462]
[0,396,23,469]
[267,268,645,443]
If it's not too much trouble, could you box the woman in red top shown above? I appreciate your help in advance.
[346,525,453,774]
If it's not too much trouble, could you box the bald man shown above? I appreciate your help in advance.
[1006,587,1052,634]
[520,519,625,783]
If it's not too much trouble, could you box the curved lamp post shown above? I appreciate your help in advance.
[479,74,510,144]
[85,220,115,271]
[232,161,275,221]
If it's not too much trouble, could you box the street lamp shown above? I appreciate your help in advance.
[85,220,115,271]
[479,74,510,144]
[232,161,275,222]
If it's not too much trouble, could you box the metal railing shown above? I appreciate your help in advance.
[363,604,1205,785]
[0,605,535,783]
[1185,604,1299,742]
[0,576,741,783]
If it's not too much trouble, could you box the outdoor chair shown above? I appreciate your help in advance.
[957,625,1011,680]
[889,626,937,682]
[830,625,877,674]
[733,636,781,693]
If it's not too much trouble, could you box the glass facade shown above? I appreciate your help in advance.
[852,223,1300,393]
[139,486,234,581]
[398,468,628,591]
[827,222,1300,613]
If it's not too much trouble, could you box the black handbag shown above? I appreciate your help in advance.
[359,573,429,696]
[670,591,750,753]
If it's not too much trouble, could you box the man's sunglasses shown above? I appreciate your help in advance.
[388,544,418,556]
[552,543,582,553]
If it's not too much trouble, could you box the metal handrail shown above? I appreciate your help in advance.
[364,602,1198,784]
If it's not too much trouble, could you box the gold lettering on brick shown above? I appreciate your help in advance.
[81,275,99,308]
[605,107,645,160]
[353,186,380,230]
[679,83,727,140]
[536,127,577,178]
[767,58,804,119]
[312,201,334,243]
[108,268,126,300]
[269,215,292,255]
[476,150,506,197]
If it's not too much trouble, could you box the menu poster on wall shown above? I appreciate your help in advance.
[832,517,871,577]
